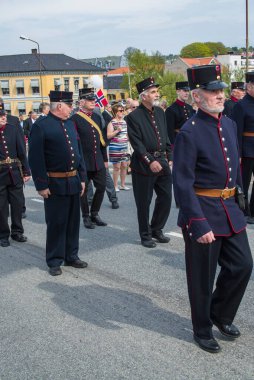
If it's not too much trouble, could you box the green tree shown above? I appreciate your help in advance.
[205,42,227,55]
[121,49,185,104]
[180,42,212,58]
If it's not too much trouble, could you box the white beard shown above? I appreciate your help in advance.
[152,100,160,107]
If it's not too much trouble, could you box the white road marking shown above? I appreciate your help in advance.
[166,231,183,238]
[31,198,44,203]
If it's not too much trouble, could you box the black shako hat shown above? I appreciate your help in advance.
[136,77,159,94]
[187,65,228,91]
[49,91,73,103]
[231,82,245,90]
[0,102,6,116]
[175,81,190,91]
[245,72,254,83]
[79,88,96,100]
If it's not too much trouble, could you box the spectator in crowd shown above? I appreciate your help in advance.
[107,103,130,192]
[37,102,50,121]
[159,99,167,111]
[23,111,37,138]
[223,82,245,119]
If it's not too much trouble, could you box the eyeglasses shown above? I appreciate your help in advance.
[118,109,124,112]
[132,106,138,109]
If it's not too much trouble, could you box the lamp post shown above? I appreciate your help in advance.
[19,35,43,103]
[246,0,249,72]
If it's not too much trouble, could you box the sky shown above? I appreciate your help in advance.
[1,0,253,59]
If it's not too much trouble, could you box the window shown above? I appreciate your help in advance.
[31,79,40,95]
[16,80,24,95]
[120,93,125,100]
[74,78,79,92]
[234,60,238,66]
[4,103,11,114]
[54,79,62,91]
[64,78,69,92]
[83,77,89,89]
[1,80,10,95]
[33,102,40,113]
[18,102,26,115]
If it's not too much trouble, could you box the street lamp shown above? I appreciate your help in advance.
[19,35,43,103]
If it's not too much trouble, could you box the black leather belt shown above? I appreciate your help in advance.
[150,151,167,158]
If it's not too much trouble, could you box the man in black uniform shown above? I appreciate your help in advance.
[173,65,253,353]
[223,81,245,119]
[126,77,172,248]
[0,103,31,247]
[165,82,195,144]
[29,91,88,276]
[232,72,254,224]
[71,88,107,228]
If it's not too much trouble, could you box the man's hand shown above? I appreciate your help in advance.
[197,231,215,244]
[80,182,86,197]
[104,162,109,169]
[149,161,162,173]
[38,188,51,199]
[23,176,31,183]
[169,161,173,168]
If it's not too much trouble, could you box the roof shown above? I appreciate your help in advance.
[0,53,105,73]
[107,67,129,75]
[81,56,123,70]
[180,57,220,67]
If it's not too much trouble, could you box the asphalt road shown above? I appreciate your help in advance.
[0,177,253,380]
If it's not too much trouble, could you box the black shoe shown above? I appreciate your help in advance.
[194,335,221,353]
[213,322,241,339]
[83,216,95,229]
[112,201,119,209]
[0,238,10,247]
[22,212,27,219]
[141,240,157,248]
[49,267,62,276]
[65,259,88,268]
[246,216,254,224]
[11,234,27,242]
[152,230,170,243]
[91,215,107,226]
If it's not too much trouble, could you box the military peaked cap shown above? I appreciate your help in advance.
[245,72,254,83]
[49,91,73,103]
[79,88,96,100]
[175,81,190,90]
[136,77,159,94]
[187,65,228,91]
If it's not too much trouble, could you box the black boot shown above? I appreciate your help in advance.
[83,216,95,229]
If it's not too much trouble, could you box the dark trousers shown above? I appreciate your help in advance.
[242,158,254,216]
[87,168,118,204]
[183,229,253,339]
[132,171,172,241]
[80,168,106,218]
[44,193,81,268]
[0,183,24,239]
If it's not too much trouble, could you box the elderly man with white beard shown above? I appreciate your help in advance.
[126,77,172,248]
[173,65,253,354]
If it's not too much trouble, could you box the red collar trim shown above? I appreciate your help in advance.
[176,99,185,106]
[0,124,6,132]
[230,96,238,103]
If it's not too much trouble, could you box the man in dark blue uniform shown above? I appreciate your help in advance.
[126,77,172,248]
[71,88,108,229]
[173,65,253,353]
[223,81,245,119]
[28,91,88,276]
[232,72,254,224]
[0,103,30,247]
[165,81,195,144]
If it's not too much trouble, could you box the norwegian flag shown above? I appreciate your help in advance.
[95,89,108,108]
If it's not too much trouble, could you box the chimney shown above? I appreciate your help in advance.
[31,48,37,54]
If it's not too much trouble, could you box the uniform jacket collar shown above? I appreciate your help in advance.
[197,109,222,126]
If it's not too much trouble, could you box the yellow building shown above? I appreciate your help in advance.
[0,50,105,116]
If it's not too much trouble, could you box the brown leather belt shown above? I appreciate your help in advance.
[243,132,254,137]
[47,170,77,178]
[0,157,20,165]
[194,187,235,200]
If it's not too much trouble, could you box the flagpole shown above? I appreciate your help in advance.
[128,66,132,98]
[246,0,249,72]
